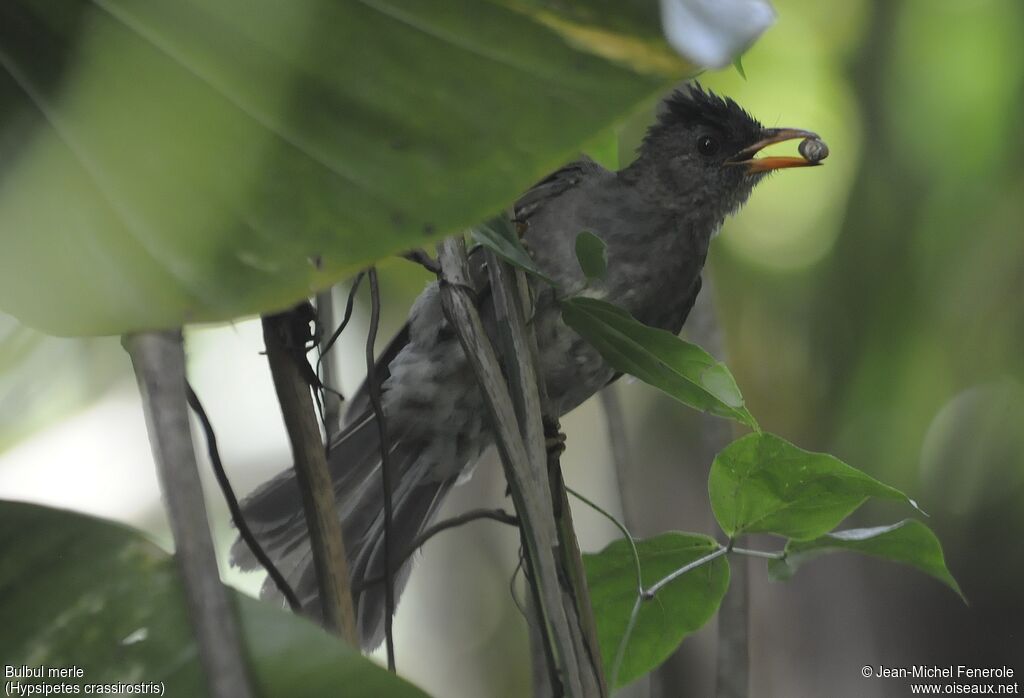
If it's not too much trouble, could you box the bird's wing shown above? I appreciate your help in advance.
[513,156,603,222]
[340,157,598,428]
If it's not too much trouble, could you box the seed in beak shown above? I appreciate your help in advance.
[798,137,829,164]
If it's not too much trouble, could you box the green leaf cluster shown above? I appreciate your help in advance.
[563,235,962,687]
[581,428,962,687]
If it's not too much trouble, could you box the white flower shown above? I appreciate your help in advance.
[660,0,777,69]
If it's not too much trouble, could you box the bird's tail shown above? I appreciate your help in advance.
[230,412,452,649]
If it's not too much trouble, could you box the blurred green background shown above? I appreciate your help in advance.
[1,0,1022,696]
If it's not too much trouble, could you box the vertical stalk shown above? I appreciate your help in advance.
[716,554,749,698]
[549,462,607,696]
[124,330,253,698]
[262,309,359,646]
[527,593,557,698]
[437,237,587,697]
[487,253,607,696]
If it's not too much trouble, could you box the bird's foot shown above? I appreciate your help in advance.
[545,432,566,457]
[542,418,566,458]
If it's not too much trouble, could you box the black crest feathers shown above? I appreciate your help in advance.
[647,82,762,145]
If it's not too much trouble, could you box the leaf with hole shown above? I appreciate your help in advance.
[767,519,964,601]
[0,500,431,697]
[709,432,920,540]
[0,0,692,336]
[560,296,757,428]
[584,532,729,689]
[574,231,608,282]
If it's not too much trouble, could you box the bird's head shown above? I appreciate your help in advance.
[633,83,822,224]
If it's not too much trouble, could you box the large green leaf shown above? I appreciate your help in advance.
[561,296,758,428]
[709,432,917,540]
[0,0,691,337]
[0,313,122,453]
[0,500,430,697]
[767,519,965,600]
[584,533,729,688]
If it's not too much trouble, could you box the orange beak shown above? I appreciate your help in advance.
[726,128,822,173]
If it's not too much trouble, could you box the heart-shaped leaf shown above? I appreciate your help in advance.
[709,432,919,540]
[584,532,729,688]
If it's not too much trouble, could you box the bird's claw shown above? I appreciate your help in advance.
[545,433,566,457]
[542,417,566,457]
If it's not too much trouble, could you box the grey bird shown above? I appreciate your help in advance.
[231,83,823,648]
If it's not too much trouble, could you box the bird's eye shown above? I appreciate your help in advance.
[697,134,720,156]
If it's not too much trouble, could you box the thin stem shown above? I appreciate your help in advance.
[565,485,647,692]
[124,331,253,698]
[565,486,643,594]
[643,546,728,599]
[364,267,396,672]
[316,272,365,373]
[262,309,359,646]
[730,547,785,560]
[609,542,728,689]
[602,538,780,690]
[612,596,645,690]
[184,382,301,612]
[408,508,517,558]
[315,288,343,440]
